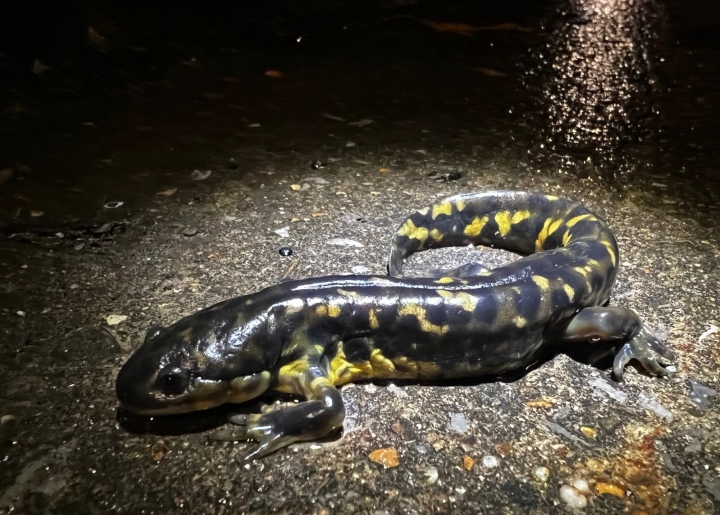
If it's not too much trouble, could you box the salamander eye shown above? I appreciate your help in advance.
[157,368,189,396]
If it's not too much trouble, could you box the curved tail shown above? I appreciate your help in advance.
[387,191,618,279]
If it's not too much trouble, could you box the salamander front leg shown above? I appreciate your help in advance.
[229,368,344,460]
[559,307,676,381]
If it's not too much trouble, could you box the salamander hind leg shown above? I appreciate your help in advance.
[558,307,676,381]
[426,262,489,279]
[229,363,344,460]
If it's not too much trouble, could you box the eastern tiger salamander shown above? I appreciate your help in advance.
[116,191,674,459]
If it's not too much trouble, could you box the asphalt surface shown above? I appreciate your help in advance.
[1,1,719,513]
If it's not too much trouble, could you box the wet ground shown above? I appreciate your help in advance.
[1,0,719,513]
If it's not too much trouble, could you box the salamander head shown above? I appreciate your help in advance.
[116,304,278,416]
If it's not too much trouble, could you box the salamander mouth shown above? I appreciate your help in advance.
[117,372,273,416]
[117,376,232,416]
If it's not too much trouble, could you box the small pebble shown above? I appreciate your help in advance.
[580,427,596,438]
[482,455,498,468]
[106,314,128,326]
[573,479,590,493]
[368,447,399,468]
[450,413,468,433]
[16,311,26,317]
[191,170,212,181]
[559,485,587,508]
[94,223,113,235]
[1,414,17,424]
[351,265,370,274]
[387,384,407,398]
[462,455,475,471]
[534,466,549,481]
[279,247,293,256]
[424,467,438,484]
[327,238,363,247]
[595,482,626,498]
[103,201,124,209]
[183,228,199,237]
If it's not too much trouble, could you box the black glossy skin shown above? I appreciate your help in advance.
[116,191,675,459]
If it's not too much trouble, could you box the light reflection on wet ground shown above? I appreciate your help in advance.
[0,0,718,229]
[526,0,662,177]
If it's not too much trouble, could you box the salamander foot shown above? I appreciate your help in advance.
[613,325,676,381]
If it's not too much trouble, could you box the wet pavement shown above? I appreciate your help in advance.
[1,0,719,513]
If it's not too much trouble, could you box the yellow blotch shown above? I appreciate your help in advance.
[429,228,444,242]
[513,316,527,328]
[431,202,452,219]
[562,230,571,246]
[337,288,362,299]
[563,284,575,301]
[392,356,419,378]
[455,199,466,211]
[278,358,309,378]
[584,259,601,273]
[547,219,563,236]
[369,309,380,329]
[495,210,529,237]
[545,195,559,201]
[494,211,512,236]
[456,292,478,312]
[179,327,193,341]
[329,346,375,385]
[572,266,589,277]
[435,277,454,284]
[464,216,488,237]
[417,360,442,377]
[437,290,478,312]
[398,304,449,335]
[398,219,429,242]
[316,304,341,317]
[566,213,594,227]
[370,349,396,375]
[535,218,552,251]
[531,275,550,291]
[536,218,564,250]
[601,240,617,266]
